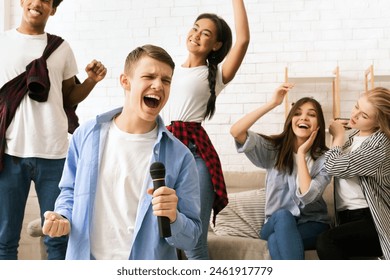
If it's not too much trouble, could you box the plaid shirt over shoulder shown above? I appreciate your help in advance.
[0,33,64,171]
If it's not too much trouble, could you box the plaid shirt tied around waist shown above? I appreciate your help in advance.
[167,121,228,224]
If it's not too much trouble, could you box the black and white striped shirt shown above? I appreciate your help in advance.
[325,130,390,260]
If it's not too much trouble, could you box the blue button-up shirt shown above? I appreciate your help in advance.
[236,131,331,224]
[54,107,202,260]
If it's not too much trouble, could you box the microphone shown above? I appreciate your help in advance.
[149,162,172,238]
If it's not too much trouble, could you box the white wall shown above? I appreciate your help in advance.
[5,0,390,171]
[0,0,10,31]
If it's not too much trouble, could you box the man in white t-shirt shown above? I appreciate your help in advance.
[0,0,106,260]
[42,45,201,260]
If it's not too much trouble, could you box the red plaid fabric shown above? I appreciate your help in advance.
[167,121,228,224]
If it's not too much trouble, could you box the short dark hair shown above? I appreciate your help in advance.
[52,0,63,8]
[124,44,175,76]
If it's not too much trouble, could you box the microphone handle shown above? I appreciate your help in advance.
[152,178,172,238]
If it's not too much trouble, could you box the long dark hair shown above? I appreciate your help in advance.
[260,97,328,174]
[195,13,232,120]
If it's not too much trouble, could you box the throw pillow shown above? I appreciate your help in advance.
[211,188,266,239]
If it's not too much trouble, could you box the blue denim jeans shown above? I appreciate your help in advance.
[260,209,329,260]
[184,142,214,260]
[0,154,68,260]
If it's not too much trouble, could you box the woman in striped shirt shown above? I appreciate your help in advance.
[317,87,390,260]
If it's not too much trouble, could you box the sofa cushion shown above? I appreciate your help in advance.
[211,188,265,239]
[208,231,271,260]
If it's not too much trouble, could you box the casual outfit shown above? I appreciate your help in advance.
[162,66,228,259]
[318,130,390,259]
[54,108,202,260]
[166,122,227,219]
[91,121,157,259]
[0,33,64,171]
[236,131,331,259]
[162,64,228,260]
[0,29,78,259]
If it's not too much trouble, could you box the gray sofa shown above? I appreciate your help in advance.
[207,170,335,260]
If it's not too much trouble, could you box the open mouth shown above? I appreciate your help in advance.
[144,95,161,109]
[297,123,310,129]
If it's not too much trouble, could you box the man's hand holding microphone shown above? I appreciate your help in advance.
[42,162,177,239]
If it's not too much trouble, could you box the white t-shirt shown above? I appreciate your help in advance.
[90,120,157,260]
[161,64,226,124]
[0,29,78,159]
[335,135,370,211]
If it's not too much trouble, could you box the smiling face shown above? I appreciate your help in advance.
[186,18,222,58]
[120,56,173,131]
[349,95,378,136]
[291,102,319,144]
[19,0,56,35]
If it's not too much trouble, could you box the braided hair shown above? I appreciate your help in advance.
[195,13,232,120]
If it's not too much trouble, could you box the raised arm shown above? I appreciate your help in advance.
[222,0,250,84]
[62,59,107,107]
[230,83,293,144]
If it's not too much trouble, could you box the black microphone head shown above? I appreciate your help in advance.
[150,162,166,179]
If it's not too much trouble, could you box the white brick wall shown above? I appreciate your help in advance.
[4,0,390,172]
